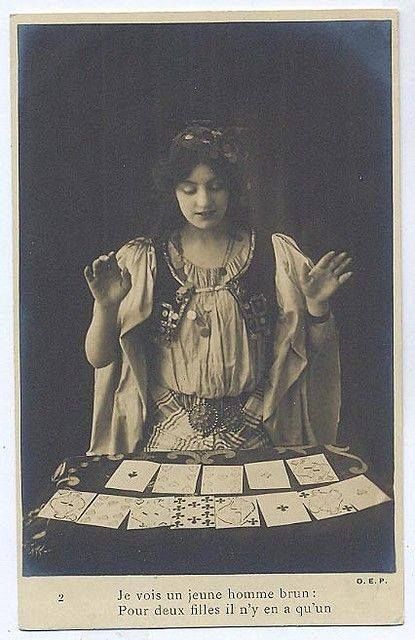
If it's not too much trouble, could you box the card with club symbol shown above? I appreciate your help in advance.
[170,496,216,528]
[104,460,160,492]
[256,491,311,526]
[214,495,260,528]
[127,497,175,529]
[299,485,357,520]
[334,475,391,511]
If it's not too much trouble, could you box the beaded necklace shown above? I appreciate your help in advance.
[175,230,236,279]
[172,231,235,337]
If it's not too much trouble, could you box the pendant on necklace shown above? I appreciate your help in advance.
[177,285,189,297]
[200,327,211,338]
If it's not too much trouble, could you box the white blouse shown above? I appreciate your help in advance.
[150,232,266,398]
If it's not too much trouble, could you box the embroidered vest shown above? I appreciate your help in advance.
[147,229,278,345]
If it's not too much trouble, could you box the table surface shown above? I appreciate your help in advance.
[22,445,395,576]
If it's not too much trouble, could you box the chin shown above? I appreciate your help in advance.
[190,215,225,230]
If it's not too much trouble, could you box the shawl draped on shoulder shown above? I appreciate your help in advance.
[86,234,340,455]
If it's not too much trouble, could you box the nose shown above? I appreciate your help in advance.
[196,187,213,210]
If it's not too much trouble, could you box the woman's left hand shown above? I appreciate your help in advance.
[300,251,353,305]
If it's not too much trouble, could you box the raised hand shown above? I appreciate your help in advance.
[84,251,132,308]
[300,251,353,305]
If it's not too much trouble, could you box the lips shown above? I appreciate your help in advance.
[195,210,216,216]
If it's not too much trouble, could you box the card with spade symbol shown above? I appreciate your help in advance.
[104,460,160,492]
[170,496,216,529]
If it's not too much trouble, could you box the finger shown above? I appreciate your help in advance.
[328,252,349,271]
[92,255,109,267]
[337,271,353,285]
[121,268,131,282]
[92,256,109,277]
[107,252,120,272]
[314,251,336,270]
[333,257,353,276]
[299,261,312,284]
[120,268,132,291]
[83,265,93,282]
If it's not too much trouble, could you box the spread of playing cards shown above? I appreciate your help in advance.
[35,456,391,530]
[14,11,402,631]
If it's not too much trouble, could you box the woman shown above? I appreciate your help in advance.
[84,122,352,454]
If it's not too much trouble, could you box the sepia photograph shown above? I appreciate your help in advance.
[12,9,402,630]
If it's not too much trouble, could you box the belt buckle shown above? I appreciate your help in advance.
[188,401,219,436]
[222,400,243,432]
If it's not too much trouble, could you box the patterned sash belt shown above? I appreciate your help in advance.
[175,392,249,437]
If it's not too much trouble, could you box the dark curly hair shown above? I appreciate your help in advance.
[146,121,280,342]
[149,123,253,241]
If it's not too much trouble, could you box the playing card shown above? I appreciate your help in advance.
[244,459,291,490]
[76,494,133,528]
[299,485,357,519]
[152,463,201,494]
[127,497,175,529]
[200,465,243,495]
[214,495,260,528]
[256,491,311,526]
[335,475,391,510]
[104,460,160,492]
[170,496,216,528]
[37,489,96,522]
[286,453,339,485]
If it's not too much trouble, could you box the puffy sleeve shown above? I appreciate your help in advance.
[116,237,157,337]
[87,237,156,455]
[262,234,341,446]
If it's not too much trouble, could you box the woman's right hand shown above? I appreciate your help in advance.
[84,252,132,308]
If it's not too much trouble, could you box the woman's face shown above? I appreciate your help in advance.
[174,163,229,230]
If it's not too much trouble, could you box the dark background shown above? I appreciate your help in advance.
[18,21,393,510]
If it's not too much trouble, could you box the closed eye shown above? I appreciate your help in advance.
[180,184,197,195]
[177,179,226,195]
